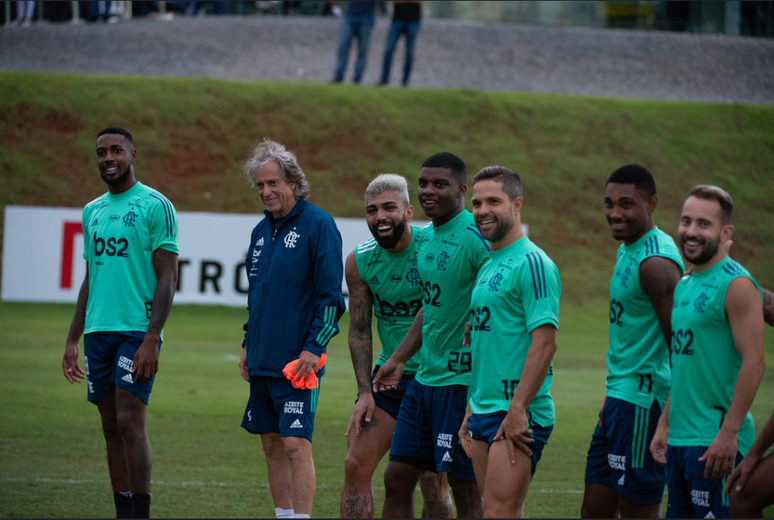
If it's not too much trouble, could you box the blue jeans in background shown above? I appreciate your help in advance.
[380,21,420,86]
[334,15,375,83]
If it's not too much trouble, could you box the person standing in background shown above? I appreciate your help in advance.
[14,1,35,26]
[333,1,385,84]
[380,1,422,87]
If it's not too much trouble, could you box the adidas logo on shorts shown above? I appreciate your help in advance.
[122,373,134,384]
[617,474,625,486]
[442,451,453,463]
[290,419,303,429]
[704,513,715,519]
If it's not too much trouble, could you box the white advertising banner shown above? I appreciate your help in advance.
[1,205,434,307]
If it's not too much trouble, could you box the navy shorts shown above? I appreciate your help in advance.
[467,411,553,477]
[584,396,666,505]
[389,380,476,482]
[241,376,319,442]
[356,365,416,420]
[83,331,161,405]
[666,445,743,518]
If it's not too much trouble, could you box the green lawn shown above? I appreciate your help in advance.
[2,71,774,303]
[1,70,773,517]
[1,302,772,518]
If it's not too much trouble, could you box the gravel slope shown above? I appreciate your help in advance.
[1,15,773,104]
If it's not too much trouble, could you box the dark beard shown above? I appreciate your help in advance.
[373,219,407,250]
[485,219,512,244]
[101,164,132,187]
[682,236,720,266]
[480,214,514,245]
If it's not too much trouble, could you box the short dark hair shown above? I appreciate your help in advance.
[606,164,656,198]
[97,127,134,146]
[688,184,733,225]
[472,165,523,200]
[421,152,466,184]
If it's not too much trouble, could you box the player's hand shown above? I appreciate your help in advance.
[346,392,376,437]
[462,321,471,347]
[239,347,250,382]
[293,350,321,381]
[458,410,473,459]
[62,340,86,384]
[700,428,738,480]
[132,336,160,385]
[649,423,668,466]
[372,358,404,393]
[494,408,534,464]
[724,448,761,495]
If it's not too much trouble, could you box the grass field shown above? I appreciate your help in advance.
[1,70,773,517]
[1,301,773,518]
[2,71,774,303]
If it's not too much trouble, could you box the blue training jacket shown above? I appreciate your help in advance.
[243,199,346,378]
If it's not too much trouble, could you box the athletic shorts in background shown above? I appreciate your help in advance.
[241,376,319,442]
[584,396,666,505]
[356,365,415,420]
[468,411,553,477]
[666,445,743,519]
[84,331,161,405]
[389,380,476,482]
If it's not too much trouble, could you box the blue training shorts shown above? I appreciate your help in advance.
[355,365,416,420]
[584,396,666,505]
[468,411,553,477]
[241,376,319,442]
[83,331,161,405]
[666,445,743,519]
[389,380,476,482]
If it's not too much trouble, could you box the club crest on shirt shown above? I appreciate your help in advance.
[619,266,632,288]
[123,211,138,227]
[437,251,449,271]
[284,229,300,248]
[693,293,709,314]
[488,273,503,292]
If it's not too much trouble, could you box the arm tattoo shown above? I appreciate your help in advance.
[348,290,374,393]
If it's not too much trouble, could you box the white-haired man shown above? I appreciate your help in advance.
[239,139,346,519]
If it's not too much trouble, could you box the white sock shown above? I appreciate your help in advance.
[275,507,294,519]
[294,515,310,519]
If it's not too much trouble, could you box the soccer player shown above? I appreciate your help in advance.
[459,166,560,518]
[340,173,449,518]
[373,152,490,518]
[582,164,684,518]
[650,184,765,518]
[239,139,346,519]
[62,127,179,519]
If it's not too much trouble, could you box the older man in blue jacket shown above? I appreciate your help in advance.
[239,138,346,519]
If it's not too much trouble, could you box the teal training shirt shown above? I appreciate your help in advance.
[606,227,684,409]
[354,225,423,375]
[415,210,490,387]
[82,182,179,335]
[469,237,560,427]
[668,257,760,454]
